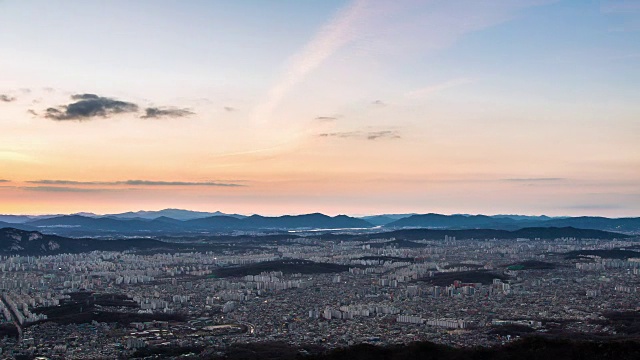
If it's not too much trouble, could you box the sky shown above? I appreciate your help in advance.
[0,0,639,217]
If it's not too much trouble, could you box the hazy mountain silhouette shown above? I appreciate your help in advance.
[20,213,372,236]
[103,208,246,220]
[386,213,640,232]
[4,211,638,237]
[387,213,520,228]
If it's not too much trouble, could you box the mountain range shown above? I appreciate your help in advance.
[387,213,640,233]
[0,209,638,236]
[0,208,246,223]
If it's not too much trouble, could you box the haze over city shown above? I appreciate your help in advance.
[1,0,638,217]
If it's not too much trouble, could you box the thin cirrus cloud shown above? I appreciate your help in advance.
[600,0,640,13]
[44,94,138,120]
[318,130,400,140]
[27,180,244,187]
[141,107,194,119]
[503,178,565,182]
[253,0,368,123]
[406,78,476,100]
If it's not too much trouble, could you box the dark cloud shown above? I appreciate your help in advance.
[0,95,16,102]
[27,109,38,116]
[141,107,194,119]
[71,94,101,100]
[315,116,337,121]
[319,130,401,140]
[27,180,110,185]
[22,186,107,193]
[503,178,564,182]
[224,106,236,112]
[28,179,243,187]
[0,179,10,183]
[45,94,139,120]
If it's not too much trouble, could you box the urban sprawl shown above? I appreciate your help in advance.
[0,234,638,358]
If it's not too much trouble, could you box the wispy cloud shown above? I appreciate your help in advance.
[0,179,10,183]
[224,106,237,112]
[371,100,386,106]
[315,116,338,121]
[601,0,640,32]
[406,78,476,99]
[45,94,138,120]
[503,178,565,182]
[562,204,625,210]
[366,131,401,140]
[601,0,640,13]
[27,179,244,187]
[123,180,241,187]
[141,107,194,119]
[253,0,368,123]
[319,130,400,140]
[0,151,36,163]
[0,95,16,102]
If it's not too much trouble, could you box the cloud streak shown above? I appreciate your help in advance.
[315,116,338,121]
[22,186,108,193]
[45,94,139,120]
[27,179,244,187]
[406,78,476,99]
[318,130,400,140]
[253,0,368,123]
[141,107,194,119]
[503,178,565,182]
[563,203,625,210]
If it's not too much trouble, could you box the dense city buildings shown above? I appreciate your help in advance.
[0,231,637,358]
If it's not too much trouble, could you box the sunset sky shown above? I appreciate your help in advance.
[0,0,638,216]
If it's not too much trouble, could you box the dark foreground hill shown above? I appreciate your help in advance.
[1,225,628,256]
[0,228,181,255]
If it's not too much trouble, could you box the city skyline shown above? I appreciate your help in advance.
[1,0,639,216]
